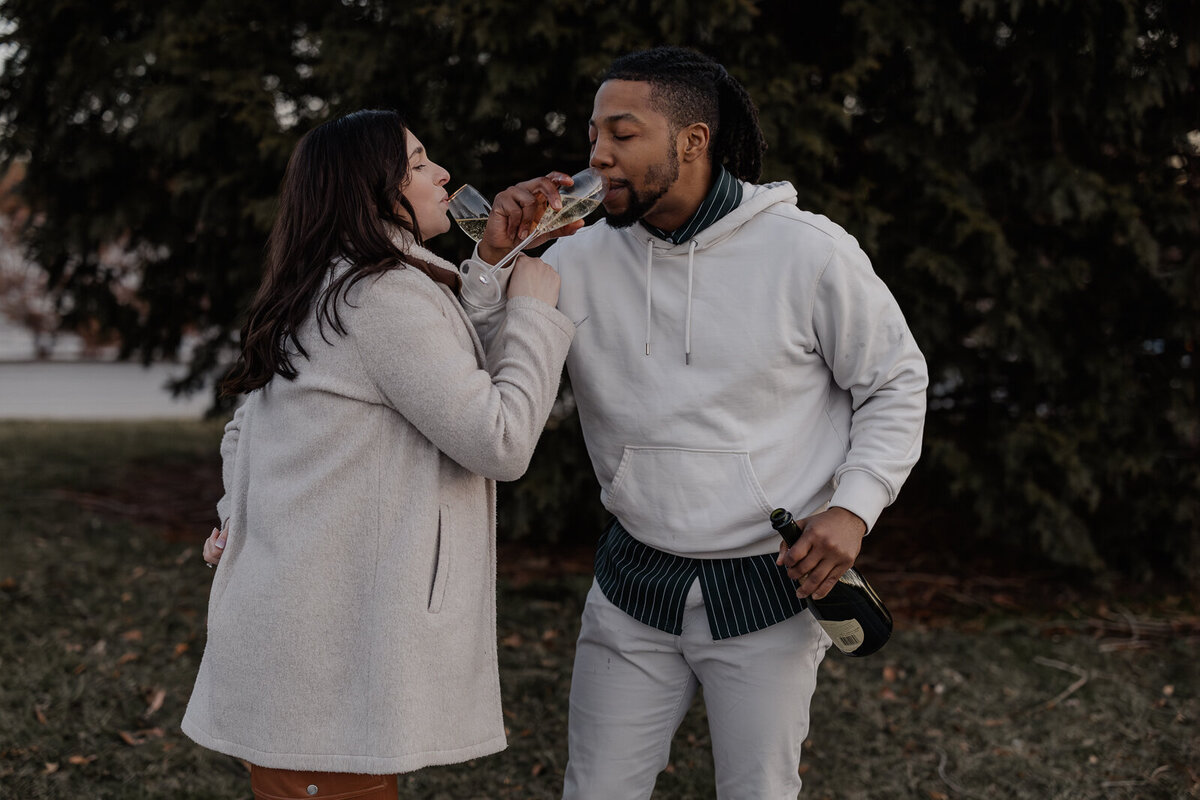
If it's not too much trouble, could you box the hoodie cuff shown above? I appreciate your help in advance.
[458,243,515,309]
[829,469,893,533]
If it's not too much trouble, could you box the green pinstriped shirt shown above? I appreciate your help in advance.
[641,164,743,244]
[595,519,807,640]
[595,167,807,640]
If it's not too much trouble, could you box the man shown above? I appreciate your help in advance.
[461,46,928,799]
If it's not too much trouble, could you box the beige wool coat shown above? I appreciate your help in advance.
[182,247,574,773]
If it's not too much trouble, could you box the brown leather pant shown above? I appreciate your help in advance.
[249,765,399,800]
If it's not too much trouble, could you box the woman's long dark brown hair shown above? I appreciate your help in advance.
[221,109,456,396]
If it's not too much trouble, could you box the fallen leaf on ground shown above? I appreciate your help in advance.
[144,688,166,716]
[118,727,166,746]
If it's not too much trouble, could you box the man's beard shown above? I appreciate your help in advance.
[605,146,680,229]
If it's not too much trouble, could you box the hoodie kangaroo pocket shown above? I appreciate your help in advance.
[602,447,774,551]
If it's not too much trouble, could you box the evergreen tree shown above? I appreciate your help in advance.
[0,0,1195,577]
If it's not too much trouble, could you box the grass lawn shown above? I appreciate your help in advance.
[0,420,1196,799]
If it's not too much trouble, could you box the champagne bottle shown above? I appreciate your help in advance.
[770,507,893,657]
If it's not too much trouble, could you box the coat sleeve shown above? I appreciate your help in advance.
[458,244,514,353]
[214,402,248,526]
[354,273,575,482]
[459,240,568,353]
[810,237,929,531]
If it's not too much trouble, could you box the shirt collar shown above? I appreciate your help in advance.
[642,165,744,245]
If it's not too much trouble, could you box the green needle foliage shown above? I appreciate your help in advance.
[0,0,1196,578]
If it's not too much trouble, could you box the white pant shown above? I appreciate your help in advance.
[563,578,830,800]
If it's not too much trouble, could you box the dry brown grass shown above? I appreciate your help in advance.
[1,421,1196,799]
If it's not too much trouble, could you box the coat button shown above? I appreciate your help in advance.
[306,786,318,796]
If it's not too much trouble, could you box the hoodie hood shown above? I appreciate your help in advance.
[620,180,799,363]
[637,180,799,255]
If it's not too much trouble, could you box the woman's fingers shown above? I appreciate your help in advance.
[508,255,561,306]
[203,526,227,566]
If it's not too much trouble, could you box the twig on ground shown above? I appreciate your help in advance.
[1091,606,1185,651]
[933,745,979,800]
[1031,656,1089,710]
[1116,605,1142,647]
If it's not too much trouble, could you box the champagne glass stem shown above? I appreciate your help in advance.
[479,228,542,288]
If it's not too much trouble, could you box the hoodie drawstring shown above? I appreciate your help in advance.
[684,240,696,366]
[643,237,698,365]
[644,238,654,356]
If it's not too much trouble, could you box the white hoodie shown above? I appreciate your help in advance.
[462,180,928,559]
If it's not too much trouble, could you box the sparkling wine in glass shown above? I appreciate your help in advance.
[449,168,607,301]
[528,167,607,236]
[449,184,504,300]
[448,184,492,243]
[482,167,607,280]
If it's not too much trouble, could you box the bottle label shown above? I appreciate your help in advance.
[817,618,865,653]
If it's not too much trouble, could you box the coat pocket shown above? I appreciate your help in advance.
[428,504,451,614]
[602,446,774,551]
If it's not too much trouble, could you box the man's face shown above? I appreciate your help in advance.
[588,80,680,229]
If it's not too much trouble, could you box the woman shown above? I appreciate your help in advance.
[182,109,575,799]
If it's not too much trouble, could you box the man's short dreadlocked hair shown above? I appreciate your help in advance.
[602,46,766,183]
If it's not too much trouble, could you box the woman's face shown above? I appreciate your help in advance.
[398,132,451,238]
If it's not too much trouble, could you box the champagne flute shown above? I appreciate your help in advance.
[447,184,492,243]
[449,168,607,301]
[448,170,604,302]
[449,184,505,301]
[487,167,607,276]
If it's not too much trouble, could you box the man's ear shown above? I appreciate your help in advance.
[679,122,711,163]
